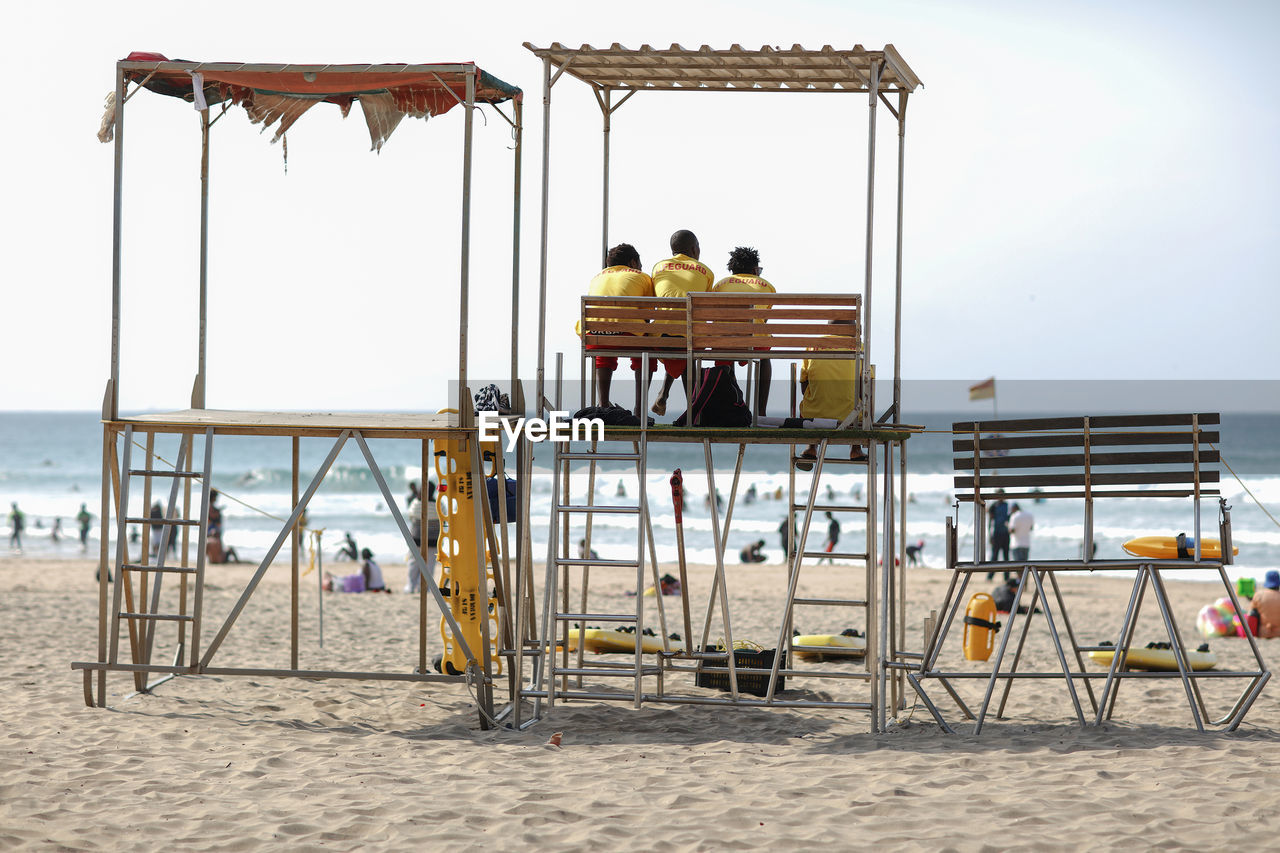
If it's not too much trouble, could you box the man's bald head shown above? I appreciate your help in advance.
[670,230,700,259]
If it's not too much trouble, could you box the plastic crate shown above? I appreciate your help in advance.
[695,647,785,697]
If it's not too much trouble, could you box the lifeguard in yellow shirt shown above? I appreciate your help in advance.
[650,229,713,417]
[580,243,656,412]
[712,246,775,416]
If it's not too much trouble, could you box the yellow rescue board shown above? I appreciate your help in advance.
[1088,646,1217,672]
[1122,535,1237,560]
[792,633,866,662]
[562,627,684,655]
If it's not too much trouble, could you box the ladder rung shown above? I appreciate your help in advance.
[801,550,867,561]
[122,564,198,575]
[793,596,868,607]
[553,505,639,515]
[556,613,638,623]
[551,666,662,678]
[558,452,642,462]
[124,517,201,526]
[128,469,204,478]
[792,503,868,513]
[554,557,639,569]
[118,612,194,622]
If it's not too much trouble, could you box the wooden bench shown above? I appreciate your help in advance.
[579,293,864,421]
[906,413,1269,734]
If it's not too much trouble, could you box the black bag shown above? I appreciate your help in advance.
[679,365,751,427]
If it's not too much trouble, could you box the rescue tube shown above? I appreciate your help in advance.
[1122,535,1238,560]
[1088,642,1217,672]
[792,629,866,662]
[963,593,1000,661]
[562,627,684,654]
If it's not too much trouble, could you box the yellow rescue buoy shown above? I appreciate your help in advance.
[963,593,1000,661]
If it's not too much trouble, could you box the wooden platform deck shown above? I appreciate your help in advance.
[106,409,463,439]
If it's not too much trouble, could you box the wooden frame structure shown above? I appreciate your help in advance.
[518,43,923,732]
[905,414,1270,732]
[73,56,533,725]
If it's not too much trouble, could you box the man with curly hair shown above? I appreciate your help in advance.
[711,246,775,415]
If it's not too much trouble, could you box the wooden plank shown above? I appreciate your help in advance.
[692,308,859,322]
[692,335,859,350]
[954,470,1220,489]
[958,488,1220,501]
[692,294,860,305]
[582,321,669,336]
[951,431,1220,452]
[691,321,859,336]
[954,450,1221,471]
[952,413,1219,432]
[583,296,685,308]
[582,307,687,321]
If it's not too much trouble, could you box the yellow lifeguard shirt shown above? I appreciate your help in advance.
[711,273,775,296]
[575,266,655,336]
[651,254,713,327]
[800,357,860,421]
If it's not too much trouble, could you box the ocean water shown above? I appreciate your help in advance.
[1,411,1278,586]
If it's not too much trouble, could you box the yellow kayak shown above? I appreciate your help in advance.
[792,631,866,662]
[561,627,684,655]
[1088,642,1217,672]
[1122,535,1237,560]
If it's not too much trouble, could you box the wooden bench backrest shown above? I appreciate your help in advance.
[951,413,1221,502]
[688,293,861,356]
[580,295,687,352]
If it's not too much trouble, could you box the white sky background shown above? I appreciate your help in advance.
[2,0,1277,413]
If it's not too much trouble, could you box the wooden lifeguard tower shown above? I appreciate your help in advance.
[73,54,536,727]
[512,43,925,731]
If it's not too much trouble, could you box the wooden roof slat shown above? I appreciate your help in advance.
[523,42,921,93]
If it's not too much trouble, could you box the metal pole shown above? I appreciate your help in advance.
[110,66,125,420]
[536,57,553,419]
[861,61,882,429]
[291,436,299,669]
[197,107,209,408]
[511,99,523,395]
[456,69,477,421]
[601,88,611,266]
[891,92,907,420]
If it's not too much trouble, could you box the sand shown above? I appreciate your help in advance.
[3,555,1279,851]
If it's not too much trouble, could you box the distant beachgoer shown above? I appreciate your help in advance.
[205,537,240,564]
[616,480,627,498]
[336,532,359,561]
[404,485,439,594]
[1009,504,1035,562]
[650,230,714,417]
[8,502,25,549]
[1250,571,1280,639]
[826,484,836,501]
[208,490,223,538]
[820,512,841,564]
[578,538,600,561]
[149,501,178,556]
[987,491,1011,580]
[906,539,925,566]
[407,480,420,509]
[361,548,387,592]
[51,518,62,543]
[77,503,92,548]
[993,577,1031,615]
[779,515,797,562]
[740,540,767,563]
[744,484,757,505]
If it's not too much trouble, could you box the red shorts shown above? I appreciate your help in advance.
[661,358,687,378]
[587,334,658,373]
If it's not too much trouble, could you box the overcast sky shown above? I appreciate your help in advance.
[3,0,1277,414]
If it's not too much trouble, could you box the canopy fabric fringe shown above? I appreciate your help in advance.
[97,92,117,143]
[359,92,411,152]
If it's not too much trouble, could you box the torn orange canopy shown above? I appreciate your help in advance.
[117,52,521,150]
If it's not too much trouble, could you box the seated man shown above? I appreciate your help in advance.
[796,323,865,470]
[578,243,656,412]
[740,539,768,563]
[650,229,714,416]
[712,246,775,416]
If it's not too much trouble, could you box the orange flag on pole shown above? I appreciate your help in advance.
[968,377,995,401]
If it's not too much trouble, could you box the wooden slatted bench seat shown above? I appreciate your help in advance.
[905,413,1269,734]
